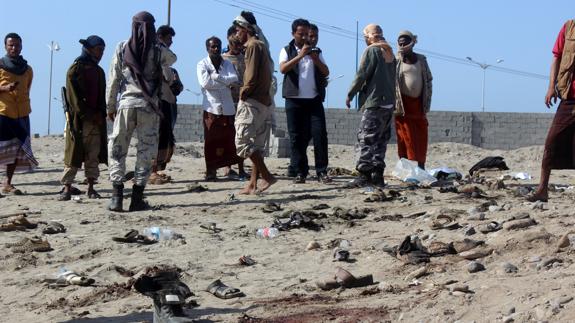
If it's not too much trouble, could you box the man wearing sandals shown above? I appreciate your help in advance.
[233,16,277,194]
[58,35,108,201]
[106,11,177,211]
[0,33,38,196]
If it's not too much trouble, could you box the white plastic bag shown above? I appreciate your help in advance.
[392,158,437,185]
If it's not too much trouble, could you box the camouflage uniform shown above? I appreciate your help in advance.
[106,41,176,186]
[356,107,393,172]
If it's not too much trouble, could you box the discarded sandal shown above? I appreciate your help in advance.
[186,182,208,193]
[42,221,66,234]
[206,279,244,299]
[478,221,502,234]
[239,255,256,266]
[333,248,350,262]
[58,270,95,286]
[200,223,222,233]
[9,214,37,229]
[316,267,374,290]
[7,236,52,253]
[112,229,157,244]
[429,214,461,230]
[261,202,282,213]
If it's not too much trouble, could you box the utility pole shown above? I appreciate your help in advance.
[47,41,60,135]
[466,57,504,112]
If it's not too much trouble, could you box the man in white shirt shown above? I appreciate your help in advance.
[197,36,243,181]
[279,18,331,184]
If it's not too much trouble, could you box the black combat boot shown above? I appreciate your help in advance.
[344,171,371,188]
[129,184,150,212]
[371,168,385,187]
[108,183,124,211]
[134,271,195,323]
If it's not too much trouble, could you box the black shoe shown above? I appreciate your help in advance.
[293,175,306,184]
[371,169,385,187]
[129,184,150,212]
[344,172,371,188]
[108,183,124,211]
[317,173,333,184]
[134,272,195,323]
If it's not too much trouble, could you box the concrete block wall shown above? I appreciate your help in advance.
[174,104,553,150]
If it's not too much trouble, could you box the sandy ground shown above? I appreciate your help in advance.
[1,136,575,323]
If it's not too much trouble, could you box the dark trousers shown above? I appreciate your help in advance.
[285,97,329,177]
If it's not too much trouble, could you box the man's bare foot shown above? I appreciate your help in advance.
[239,184,258,195]
[258,176,277,193]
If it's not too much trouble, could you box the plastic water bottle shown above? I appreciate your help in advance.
[143,227,175,241]
[255,227,279,239]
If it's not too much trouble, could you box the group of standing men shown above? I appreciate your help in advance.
[4,11,574,205]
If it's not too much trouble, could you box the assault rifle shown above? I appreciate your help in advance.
[61,86,75,141]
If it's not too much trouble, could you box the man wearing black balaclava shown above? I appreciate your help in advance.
[106,11,177,212]
[59,35,108,201]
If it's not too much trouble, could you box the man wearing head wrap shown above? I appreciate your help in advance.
[528,19,575,203]
[279,18,331,184]
[106,11,177,212]
[0,33,37,196]
[233,17,277,194]
[394,30,433,170]
[234,11,278,156]
[58,35,108,201]
[345,24,396,188]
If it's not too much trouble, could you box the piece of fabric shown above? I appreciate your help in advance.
[197,56,238,116]
[106,40,176,114]
[399,60,423,98]
[0,66,33,119]
[203,111,242,171]
[356,107,393,172]
[395,53,433,116]
[64,59,107,168]
[60,121,102,184]
[0,115,37,172]
[285,97,328,177]
[347,46,396,111]
[153,100,176,171]
[395,95,428,167]
[108,107,159,186]
[279,40,327,99]
[0,55,28,75]
[240,38,272,106]
[159,46,178,104]
[123,11,158,105]
[235,98,271,158]
[541,100,575,170]
[553,20,575,100]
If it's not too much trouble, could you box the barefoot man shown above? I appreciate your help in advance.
[233,15,276,194]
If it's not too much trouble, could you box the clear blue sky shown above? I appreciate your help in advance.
[1,0,573,135]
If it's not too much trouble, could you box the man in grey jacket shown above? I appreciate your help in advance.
[346,24,396,187]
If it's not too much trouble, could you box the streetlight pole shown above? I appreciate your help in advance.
[326,74,344,108]
[167,0,172,25]
[466,57,503,112]
[47,41,60,135]
[185,89,201,106]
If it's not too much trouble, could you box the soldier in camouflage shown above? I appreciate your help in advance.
[106,11,176,211]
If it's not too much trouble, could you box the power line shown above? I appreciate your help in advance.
[215,0,549,81]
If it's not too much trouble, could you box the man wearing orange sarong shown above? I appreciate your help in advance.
[394,30,433,169]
